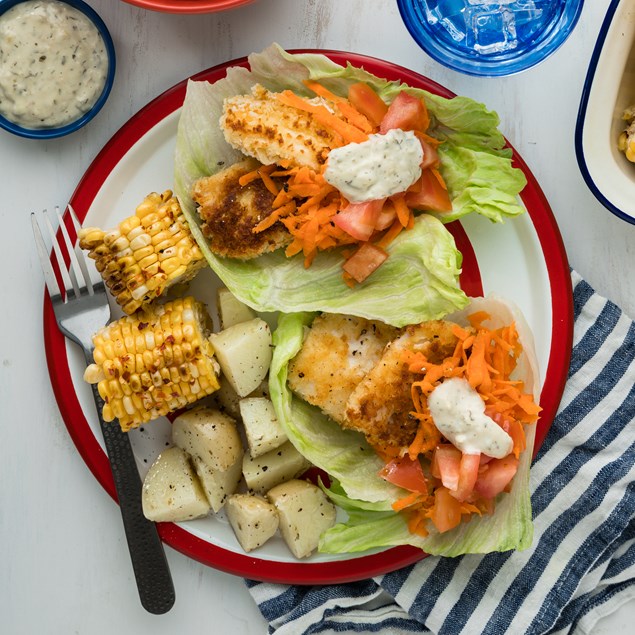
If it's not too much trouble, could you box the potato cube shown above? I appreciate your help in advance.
[217,287,256,329]
[213,376,270,420]
[172,407,242,472]
[239,397,287,458]
[212,375,242,419]
[267,479,337,558]
[142,447,210,522]
[225,494,279,552]
[209,318,272,397]
[192,456,242,512]
[242,441,310,494]
[172,407,243,511]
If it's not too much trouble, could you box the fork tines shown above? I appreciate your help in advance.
[31,205,99,303]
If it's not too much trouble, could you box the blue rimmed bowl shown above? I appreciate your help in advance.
[0,0,116,140]
[397,0,584,77]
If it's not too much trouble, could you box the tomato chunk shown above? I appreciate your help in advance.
[380,91,429,134]
[332,199,385,241]
[405,169,452,212]
[348,82,388,128]
[474,455,519,499]
[452,453,481,502]
[342,243,388,283]
[432,445,480,501]
[418,139,441,171]
[374,202,397,230]
[431,444,461,490]
[430,486,462,533]
[379,456,428,494]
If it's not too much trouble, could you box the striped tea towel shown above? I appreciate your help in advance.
[247,270,635,634]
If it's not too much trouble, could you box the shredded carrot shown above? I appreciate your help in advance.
[407,512,429,537]
[276,90,369,144]
[375,316,542,536]
[407,413,441,460]
[431,168,448,191]
[419,96,431,133]
[230,80,454,285]
[303,80,346,103]
[252,201,296,233]
[392,491,424,512]
[238,163,276,187]
[414,130,443,147]
[375,218,404,250]
[392,195,411,227]
[303,80,374,133]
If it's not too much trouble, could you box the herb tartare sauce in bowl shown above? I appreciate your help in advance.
[0,0,115,139]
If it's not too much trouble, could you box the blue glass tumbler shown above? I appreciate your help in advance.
[397,0,584,76]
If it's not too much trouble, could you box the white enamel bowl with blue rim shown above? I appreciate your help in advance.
[576,0,635,224]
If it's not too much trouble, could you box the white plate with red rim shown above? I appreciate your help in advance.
[43,50,573,584]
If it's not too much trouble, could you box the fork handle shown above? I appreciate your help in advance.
[88,379,176,614]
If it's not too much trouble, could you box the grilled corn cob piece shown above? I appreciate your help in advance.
[78,191,205,315]
[83,297,220,431]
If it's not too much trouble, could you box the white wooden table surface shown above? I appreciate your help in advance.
[2,0,634,633]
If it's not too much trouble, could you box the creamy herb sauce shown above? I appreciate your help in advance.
[324,129,423,202]
[428,377,513,458]
[0,0,108,129]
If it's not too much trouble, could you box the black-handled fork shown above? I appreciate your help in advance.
[32,205,175,614]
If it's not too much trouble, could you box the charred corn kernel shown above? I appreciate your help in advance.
[84,297,220,431]
[78,191,206,314]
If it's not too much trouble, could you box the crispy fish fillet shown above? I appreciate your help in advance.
[345,321,461,449]
[287,313,399,424]
[220,84,340,171]
[192,159,291,259]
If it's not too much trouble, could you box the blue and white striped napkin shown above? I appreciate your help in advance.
[247,270,635,634]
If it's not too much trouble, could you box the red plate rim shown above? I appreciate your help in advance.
[121,0,255,14]
[43,50,573,585]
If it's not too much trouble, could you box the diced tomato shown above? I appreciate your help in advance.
[332,199,386,241]
[348,83,389,128]
[432,446,480,501]
[379,456,428,494]
[474,455,519,499]
[374,202,397,231]
[431,445,461,491]
[405,169,452,212]
[342,243,388,283]
[430,486,463,533]
[380,91,429,134]
[451,453,481,502]
[418,139,441,171]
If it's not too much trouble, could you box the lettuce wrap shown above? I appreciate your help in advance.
[269,296,540,556]
[174,44,527,327]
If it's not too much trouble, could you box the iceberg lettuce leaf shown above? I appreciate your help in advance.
[269,300,536,557]
[181,202,468,327]
[174,44,526,326]
[269,312,403,503]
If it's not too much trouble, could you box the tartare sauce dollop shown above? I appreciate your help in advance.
[428,377,513,458]
[324,129,423,202]
[0,0,108,129]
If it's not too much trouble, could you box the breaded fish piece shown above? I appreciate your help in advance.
[288,313,398,424]
[220,85,340,171]
[345,321,460,450]
[192,159,291,259]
